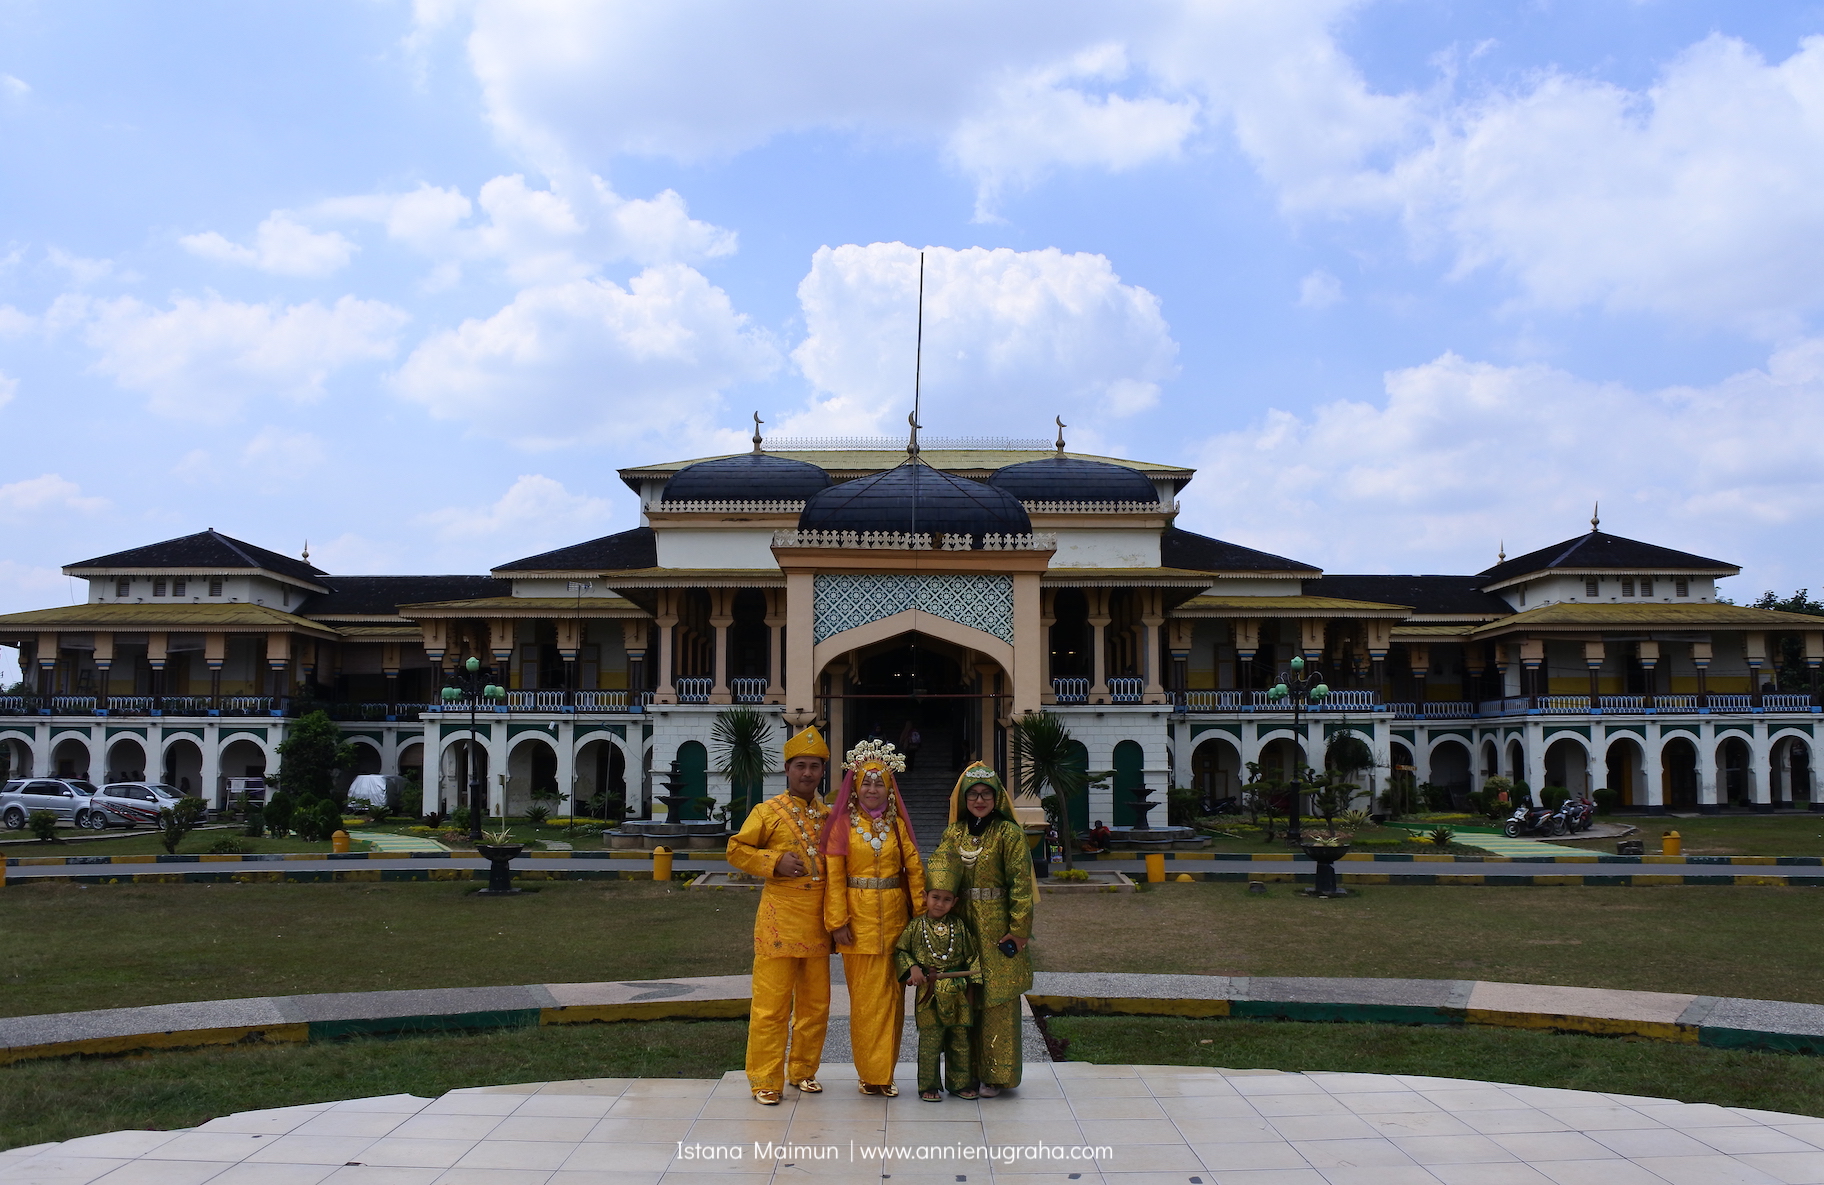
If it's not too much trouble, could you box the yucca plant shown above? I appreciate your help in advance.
[713,706,778,820]
[1012,711,1088,872]
[1428,825,1455,848]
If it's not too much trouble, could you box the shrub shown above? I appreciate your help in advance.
[1540,786,1570,809]
[273,710,359,806]
[158,796,207,854]
[1593,788,1619,816]
[264,791,295,838]
[207,836,247,854]
[28,809,59,843]
[348,796,387,823]
[1050,867,1090,882]
[1339,809,1373,831]
[1428,826,1455,847]
[525,804,550,827]
[1167,785,1199,826]
[242,805,266,838]
[451,806,471,831]
[1420,781,1454,812]
[420,811,444,828]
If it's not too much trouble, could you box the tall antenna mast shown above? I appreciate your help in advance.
[907,250,925,460]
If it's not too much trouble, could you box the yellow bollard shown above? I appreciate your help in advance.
[331,830,351,854]
[653,846,674,882]
[1145,852,1166,883]
[1175,873,1195,883]
[1662,831,1682,857]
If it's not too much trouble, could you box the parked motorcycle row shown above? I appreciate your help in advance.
[1503,797,1596,837]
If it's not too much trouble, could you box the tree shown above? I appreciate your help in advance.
[712,706,777,823]
[158,796,208,854]
[1751,591,1824,692]
[274,710,359,805]
[1012,712,1090,872]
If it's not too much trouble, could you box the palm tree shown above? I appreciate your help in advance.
[711,706,777,823]
[1012,711,1088,872]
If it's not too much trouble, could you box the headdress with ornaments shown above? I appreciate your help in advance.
[924,857,962,895]
[819,739,918,856]
[947,761,1017,826]
[782,725,829,764]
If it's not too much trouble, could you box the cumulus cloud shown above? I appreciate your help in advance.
[241,426,327,470]
[181,212,357,277]
[392,264,779,448]
[0,371,15,409]
[1297,270,1342,309]
[1183,339,1824,581]
[420,475,613,550]
[83,293,409,420]
[785,242,1177,434]
[0,474,109,515]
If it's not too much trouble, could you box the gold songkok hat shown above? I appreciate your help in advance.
[783,725,829,763]
[925,858,962,895]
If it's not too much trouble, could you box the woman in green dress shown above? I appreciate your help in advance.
[933,762,1035,1095]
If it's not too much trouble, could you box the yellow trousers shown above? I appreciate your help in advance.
[746,955,831,1092]
[842,952,905,1088]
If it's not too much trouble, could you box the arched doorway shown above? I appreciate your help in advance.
[106,736,147,783]
[0,736,30,780]
[1773,736,1812,808]
[1606,738,1644,807]
[1480,739,1499,783]
[676,739,708,820]
[52,736,92,781]
[1112,739,1146,827]
[1387,740,1417,814]
[1192,736,1242,811]
[1505,738,1526,785]
[162,738,204,797]
[1430,740,1472,805]
[1719,736,1754,808]
[1543,737,1589,799]
[340,741,383,797]
[439,737,491,816]
[507,736,559,816]
[1662,737,1698,810]
[1062,738,1090,834]
[575,737,628,820]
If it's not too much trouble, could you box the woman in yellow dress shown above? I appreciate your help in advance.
[819,739,926,1096]
[932,763,1034,1095]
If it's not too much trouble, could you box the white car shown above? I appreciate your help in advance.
[0,778,102,830]
[89,782,188,828]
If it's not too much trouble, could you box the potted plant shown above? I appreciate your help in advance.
[1300,769,1359,897]
[475,818,525,895]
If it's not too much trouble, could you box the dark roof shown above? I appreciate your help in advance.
[494,527,658,573]
[799,460,1030,542]
[1161,527,1318,574]
[302,576,511,617]
[1477,531,1738,585]
[987,456,1159,504]
[66,529,327,585]
[662,452,833,502]
[1303,575,1513,617]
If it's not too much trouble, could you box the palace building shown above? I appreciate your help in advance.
[3,428,1822,826]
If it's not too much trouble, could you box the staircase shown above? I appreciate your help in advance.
[895,725,961,851]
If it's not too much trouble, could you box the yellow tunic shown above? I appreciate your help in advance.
[823,812,926,1088]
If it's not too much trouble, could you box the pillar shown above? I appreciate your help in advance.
[1746,632,1767,705]
[1642,731,1665,815]
[204,632,225,709]
[1693,727,1719,814]
[93,632,114,711]
[1236,618,1261,691]
[764,590,785,703]
[1635,641,1657,709]
[1463,642,1486,705]
[709,588,733,704]
[1584,641,1606,707]
[1692,640,1712,708]
[383,641,401,706]
[1139,590,1166,704]
[556,719,576,816]
[1088,589,1110,702]
[265,631,291,703]
[36,632,57,698]
[1751,723,1773,813]
[1168,618,1193,703]
[1299,618,1325,664]
[1408,642,1430,707]
[825,657,849,772]
[558,617,582,706]
[1040,589,1057,705]
[655,590,679,705]
[784,571,816,728]
[490,618,514,699]
[1520,638,1544,704]
[147,632,168,707]
[623,619,649,707]
[1012,571,1043,715]
[1807,631,1823,706]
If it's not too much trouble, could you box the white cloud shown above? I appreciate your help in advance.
[83,293,409,420]
[241,426,326,470]
[47,248,118,287]
[0,474,109,515]
[785,242,1177,434]
[1183,339,1824,582]
[181,212,357,277]
[392,263,779,448]
[1297,269,1342,309]
[421,474,613,549]
[0,371,15,408]
[1,74,28,97]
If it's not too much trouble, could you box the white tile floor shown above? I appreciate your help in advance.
[6,1063,1824,1185]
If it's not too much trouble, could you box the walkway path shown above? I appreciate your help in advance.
[358,832,450,854]
[1452,832,1581,858]
[9,1060,1824,1184]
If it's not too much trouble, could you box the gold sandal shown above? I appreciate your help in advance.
[753,1089,782,1106]
[793,1078,823,1094]
[859,1083,899,1097]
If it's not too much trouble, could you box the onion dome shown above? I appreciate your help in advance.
[661,453,832,502]
[987,456,1159,504]
[798,461,1031,542]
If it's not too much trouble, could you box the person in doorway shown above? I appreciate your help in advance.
[933,763,1035,1096]
[898,719,923,773]
[727,725,833,1105]
[896,862,980,1101]
[820,739,925,1096]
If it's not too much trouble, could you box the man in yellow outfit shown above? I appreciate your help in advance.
[727,725,833,1105]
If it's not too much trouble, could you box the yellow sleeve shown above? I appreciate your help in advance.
[823,852,851,931]
[901,823,927,916]
[726,803,782,879]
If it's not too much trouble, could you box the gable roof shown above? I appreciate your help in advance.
[1160,527,1319,575]
[1477,531,1737,588]
[493,527,658,574]
[1304,575,1512,619]
[302,576,512,618]
[64,529,327,587]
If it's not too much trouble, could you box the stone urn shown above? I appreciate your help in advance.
[475,842,525,895]
[1299,842,1352,897]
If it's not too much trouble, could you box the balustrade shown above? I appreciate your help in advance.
[729,677,768,704]
[1764,694,1816,711]
[1106,677,1145,703]
[1052,677,1089,704]
[675,677,713,704]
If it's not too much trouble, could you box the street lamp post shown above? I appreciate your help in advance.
[442,656,505,845]
[1265,655,1328,846]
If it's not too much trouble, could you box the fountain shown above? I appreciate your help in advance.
[606,760,730,851]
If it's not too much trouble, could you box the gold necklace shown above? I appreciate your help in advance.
[918,917,958,964]
[851,804,892,853]
[780,795,825,880]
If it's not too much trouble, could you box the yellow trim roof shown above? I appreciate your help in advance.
[1471,601,1824,636]
[400,595,644,615]
[1175,595,1410,618]
[0,602,339,637]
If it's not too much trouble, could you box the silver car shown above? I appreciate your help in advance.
[89,782,188,828]
[0,778,103,830]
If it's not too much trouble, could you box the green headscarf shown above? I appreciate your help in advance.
[948,761,1017,827]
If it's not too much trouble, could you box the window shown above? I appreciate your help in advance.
[1621,579,1634,596]
[173,578,187,596]
[1676,579,1690,597]
[282,586,290,607]
[1639,578,1654,597]
[1585,580,1599,598]
[153,579,167,597]
[208,577,223,597]
[1519,584,1526,606]
[115,579,129,598]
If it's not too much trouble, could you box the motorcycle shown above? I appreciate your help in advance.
[1557,797,1595,833]
[1503,803,1562,837]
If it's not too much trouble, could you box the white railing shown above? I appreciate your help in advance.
[1420,701,1475,719]
[675,677,713,704]
[160,696,211,715]
[1766,694,1816,711]
[1598,695,1645,712]
[51,696,96,713]
[1319,689,1377,710]
[1710,694,1752,712]
[108,696,154,713]
[221,697,274,715]
[1539,696,1591,714]
[772,529,1057,551]
[1022,500,1178,514]
[507,691,566,710]
[652,500,805,514]
[573,691,628,711]
[1052,678,1089,704]
[766,435,1050,451]
[1107,677,1145,703]
[1181,690,1250,711]
[730,677,769,704]
[1655,695,1698,710]
[0,695,30,713]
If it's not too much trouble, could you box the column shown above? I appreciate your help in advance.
[489,618,514,702]
[825,658,849,771]
[1520,638,1544,706]
[1584,641,1606,707]
[265,631,291,707]
[1367,619,1391,701]
[1693,724,1719,813]
[202,721,221,811]
[1463,642,1486,706]
[1807,630,1823,706]
[623,619,650,708]
[1299,618,1325,664]
[1168,618,1193,704]
[383,641,401,708]
[1746,632,1767,706]
[1012,571,1043,716]
[709,588,733,704]
[1409,642,1430,708]
[784,571,816,728]
[1635,641,1657,709]
[1692,640,1712,708]
[556,720,576,816]
[36,632,58,698]
[93,632,113,712]
[1088,589,1110,703]
[1751,722,1773,813]
[654,590,679,705]
[422,619,448,702]
[1642,729,1665,815]
[1141,590,1166,704]
[1040,589,1057,705]
[204,632,225,710]
[764,590,785,703]
[147,632,168,709]
[558,617,582,706]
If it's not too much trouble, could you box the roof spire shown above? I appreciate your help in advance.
[751,411,764,454]
[301,539,310,562]
[906,410,921,458]
[1591,501,1600,532]
[1498,539,1506,564]
[1055,415,1067,456]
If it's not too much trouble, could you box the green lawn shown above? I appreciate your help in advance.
[3,828,340,858]
[1047,1014,1824,1118]
[1,1020,745,1151]
[1556,813,1824,857]
[0,881,757,1017]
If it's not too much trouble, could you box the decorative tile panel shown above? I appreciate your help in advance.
[814,574,1014,644]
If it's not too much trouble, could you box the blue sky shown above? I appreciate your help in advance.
[6,0,1824,660]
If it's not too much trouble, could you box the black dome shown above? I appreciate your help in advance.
[799,461,1031,542]
[987,456,1159,504]
[663,453,832,502]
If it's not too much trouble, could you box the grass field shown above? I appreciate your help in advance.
[1,828,340,857]
[1,1020,745,1151]
[1047,1014,1824,1119]
[1557,813,1824,856]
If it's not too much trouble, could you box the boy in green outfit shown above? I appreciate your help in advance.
[894,860,982,1101]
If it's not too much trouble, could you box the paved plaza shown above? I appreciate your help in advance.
[9,1060,1824,1184]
